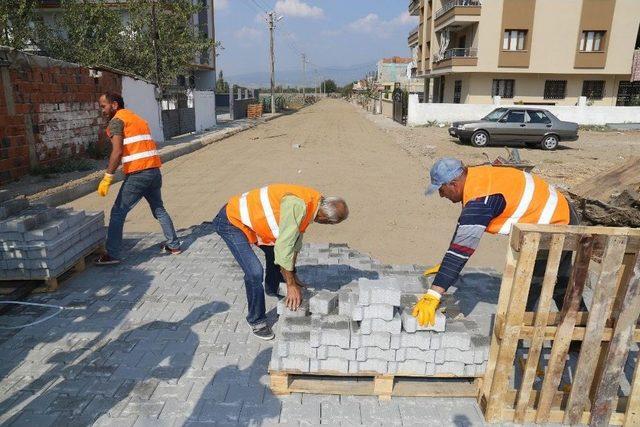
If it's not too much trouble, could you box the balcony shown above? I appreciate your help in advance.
[433,48,478,70]
[408,25,419,46]
[434,0,481,29]
[409,0,421,16]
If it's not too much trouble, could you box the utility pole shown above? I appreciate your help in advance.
[301,53,306,99]
[151,0,163,98]
[268,11,276,114]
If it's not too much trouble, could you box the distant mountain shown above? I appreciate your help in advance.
[226,61,377,88]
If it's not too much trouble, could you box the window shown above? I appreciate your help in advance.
[504,110,525,123]
[582,80,605,100]
[527,110,551,124]
[580,31,605,52]
[503,30,527,51]
[544,80,567,99]
[492,79,515,99]
[453,80,462,104]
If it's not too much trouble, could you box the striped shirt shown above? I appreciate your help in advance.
[433,194,506,290]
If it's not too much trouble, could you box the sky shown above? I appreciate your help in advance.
[214,0,418,85]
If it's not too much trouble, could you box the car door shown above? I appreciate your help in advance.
[494,109,526,142]
[526,110,553,141]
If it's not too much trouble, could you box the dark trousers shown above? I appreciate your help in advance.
[526,203,580,311]
[212,205,284,327]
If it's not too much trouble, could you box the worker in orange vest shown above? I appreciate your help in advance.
[413,158,578,326]
[213,184,349,340]
[95,92,181,265]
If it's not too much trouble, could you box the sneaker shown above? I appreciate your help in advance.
[161,243,182,255]
[248,322,275,341]
[95,254,120,265]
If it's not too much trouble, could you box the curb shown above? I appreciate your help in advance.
[29,113,285,207]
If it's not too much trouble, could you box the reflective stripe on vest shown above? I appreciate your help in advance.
[121,149,159,164]
[538,185,558,225]
[239,192,252,228]
[123,134,153,145]
[498,172,535,234]
[260,186,280,239]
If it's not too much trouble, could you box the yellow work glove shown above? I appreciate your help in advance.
[423,263,441,276]
[97,173,114,197]
[412,289,442,326]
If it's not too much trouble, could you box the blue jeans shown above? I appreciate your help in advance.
[212,206,284,327]
[106,168,179,259]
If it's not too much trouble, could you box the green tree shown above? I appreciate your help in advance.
[0,0,39,49]
[341,83,354,98]
[35,0,218,89]
[322,79,337,93]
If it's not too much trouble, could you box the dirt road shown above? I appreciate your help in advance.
[67,99,640,271]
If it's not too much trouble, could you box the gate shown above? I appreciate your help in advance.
[392,83,406,124]
[480,223,640,425]
[161,91,195,139]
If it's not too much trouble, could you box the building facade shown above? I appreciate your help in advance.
[376,56,424,95]
[408,0,640,105]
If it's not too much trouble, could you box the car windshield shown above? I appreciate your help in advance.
[482,108,508,122]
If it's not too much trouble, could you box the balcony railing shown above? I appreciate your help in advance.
[434,0,482,20]
[409,0,421,14]
[434,47,478,62]
[408,26,419,42]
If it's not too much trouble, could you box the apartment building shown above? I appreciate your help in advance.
[376,56,424,94]
[408,0,640,106]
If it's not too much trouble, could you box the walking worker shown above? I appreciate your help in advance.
[95,92,181,265]
[213,184,349,340]
[413,158,579,326]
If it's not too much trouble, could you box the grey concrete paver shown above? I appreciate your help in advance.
[0,226,492,426]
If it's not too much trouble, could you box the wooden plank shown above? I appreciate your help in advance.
[565,235,628,424]
[269,372,290,395]
[481,242,521,401]
[485,232,541,422]
[536,235,594,424]
[494,324,640,342]
[502,408,626,425]
[374,375,394,400]
[625,361,640,426]
[514,223,640,237]
[511,224,640,253]
[591,253,640,426]
[514,234,566,423]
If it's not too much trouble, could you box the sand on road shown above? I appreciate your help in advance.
[68,98,507,270]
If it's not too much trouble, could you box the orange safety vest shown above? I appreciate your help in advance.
[106,109,162,174]
[463,166,570,235]
[226,184,322,245]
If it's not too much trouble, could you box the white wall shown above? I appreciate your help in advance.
[407,94,640,126]
[194,90,217,131]
[121,76,164,141]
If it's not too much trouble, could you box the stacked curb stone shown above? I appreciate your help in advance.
[0,190,105,281]
[270,276,489,376]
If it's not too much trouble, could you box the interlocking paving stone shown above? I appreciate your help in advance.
[0,225,496,426]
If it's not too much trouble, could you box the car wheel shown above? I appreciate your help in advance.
[470,130,489,148]
[540,134,559,150]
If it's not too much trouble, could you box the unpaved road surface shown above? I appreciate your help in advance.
[67,99,640,271]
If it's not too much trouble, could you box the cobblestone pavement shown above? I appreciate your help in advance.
[0,223,492,426]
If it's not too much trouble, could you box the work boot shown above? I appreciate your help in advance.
[161,243,182,255]
[95,253,120,266]
[248,322,275,341]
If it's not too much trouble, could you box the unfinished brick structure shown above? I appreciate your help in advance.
[0,47,121,184]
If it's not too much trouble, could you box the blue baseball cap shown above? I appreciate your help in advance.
[426,158,464,195]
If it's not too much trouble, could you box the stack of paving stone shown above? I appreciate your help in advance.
[0,190,105,281]
[270,277,489,377]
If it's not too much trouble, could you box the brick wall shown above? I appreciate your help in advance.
[0,49,122,185]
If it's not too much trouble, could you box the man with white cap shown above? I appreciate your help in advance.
[412,158,579,326]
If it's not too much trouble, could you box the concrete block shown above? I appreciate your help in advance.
[338,291,358,317]
[356,358,387,374]
[277,299,309,318]
[400,308,445,333]
[358,278,401,306]
[309,291,338,315]
[352,303,395,321]
[435,361,465,376]
[350,325,390,349]
[464,364,477,377]
[391,360,427,375]
[280,356,310,372]
[425,363,436,375]
[280,316,311,334]
[360,313,401,335]
[0,197,29,220]
[397,331,431,350]
[317,345,356,361]
[310,315,350,349]
[440,321,471,350]
[471,335,490,364]
[390,333,401,350]
[356,347,396,362]
[310,357,349,374]
[277,332,315,358]
[435,348,445,364]
[430,333,442,350]
[396,348,435,363]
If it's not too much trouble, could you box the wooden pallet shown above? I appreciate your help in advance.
[269,370,481,400]
[479,224,640,426]
[1,243,105,293]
